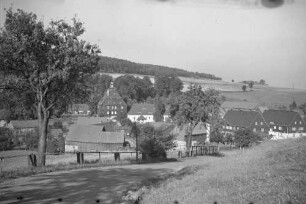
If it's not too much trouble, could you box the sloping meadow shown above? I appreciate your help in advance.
[141,138,306,204]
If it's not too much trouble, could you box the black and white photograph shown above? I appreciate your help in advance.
[0,0,306,203]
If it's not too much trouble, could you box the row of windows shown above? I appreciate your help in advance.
[106,106,124,110]
[253,128,265,133]
[107,111,117,115]
[254,122,264,126]
[294,121,303,125]
[273,126,304,131]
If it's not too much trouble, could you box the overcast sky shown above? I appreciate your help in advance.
[1,0,306,89]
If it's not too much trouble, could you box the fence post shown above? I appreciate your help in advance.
[28,154,37,167]
[99,152,101,163]
[77,152,84,164]
[114,152,120,161]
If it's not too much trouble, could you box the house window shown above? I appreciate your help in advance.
[107,111,109,115]
[255,122,258,125]
[300,121,302,124]
[270,122,274,125]
[274,126,277,129]
[107,106,109,109]
[292,127,297,131]
[279,126,282,130]
[111,111,113,114]
[237,127,239,130]
[253,128,256,132]
[115,106,117,109]
[114,111,117,114]
[261,128,264,132]
[121,106,123,109]
[260,122,263,125]
[295,121,297,124]
[299,127,304,131]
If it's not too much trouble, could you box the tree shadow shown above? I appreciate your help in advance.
[0,167,174,204]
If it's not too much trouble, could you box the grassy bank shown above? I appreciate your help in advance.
[140,137,306,204]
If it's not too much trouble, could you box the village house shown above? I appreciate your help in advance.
[68,104,91,115]
[97,82,127,118]
[262,109,306,139]
[223,109,270,134]
[65,124,125,152]
[127,103,155,123]
[220,101,268,117]
[170,122,210,150]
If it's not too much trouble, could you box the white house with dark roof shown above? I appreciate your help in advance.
[220,101,267,117]
[262,109,306,140]
[127,103,155,123]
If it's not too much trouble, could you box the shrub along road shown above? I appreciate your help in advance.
[0,155,219,204]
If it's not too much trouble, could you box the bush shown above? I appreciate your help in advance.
[234,129,262,148]
[0,127,14,150]
[139,125,176,158]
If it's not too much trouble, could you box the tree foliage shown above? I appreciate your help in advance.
[98,56,222,80]
[0,9,100,166]
[0,127,14,151]
[155,74,183,97]
[289,101,297,110]
[139,124,176,158]
[170,84,220,153]
[249,82,254,90]
[234,129,262,148]
[153,96,165,122]
[0,109,11,122]
[242,84,247,92]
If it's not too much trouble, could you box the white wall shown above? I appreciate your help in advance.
[127,114,154,123]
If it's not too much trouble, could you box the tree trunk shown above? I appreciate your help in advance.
[37,100,49,167]
[186,123,194,157]
[135,131,139,162]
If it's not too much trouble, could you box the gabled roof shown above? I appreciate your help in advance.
[137,115,146,121]
[66,125,124,143]
[98,86,126,106]
[128,103,155,115]
[221,101,261,110]
[75,117,109,126]
[224,109,268,128]
[170,123,208,141]
[263,109,304,126]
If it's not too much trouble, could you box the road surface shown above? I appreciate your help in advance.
[0,157,206,204]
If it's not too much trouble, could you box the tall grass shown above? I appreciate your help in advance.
[141,137,306,204]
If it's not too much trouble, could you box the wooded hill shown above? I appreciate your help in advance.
[98,56,222,80]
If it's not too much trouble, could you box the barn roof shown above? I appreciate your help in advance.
[128,103,155,115]
[224,109,267,127]
[262,109,304,126]
[66,125,124,143]
[170,123,208,141]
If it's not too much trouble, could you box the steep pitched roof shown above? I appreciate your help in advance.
[170,123,208,141]
[128,103,155,115]
[66,125,124,143]
[221,101,261,110]
[263,109,304,126]
[98,86,126,106]
[224,109,267,127]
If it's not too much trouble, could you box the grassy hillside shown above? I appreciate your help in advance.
[141,138,306,204]
[98,56,222,80]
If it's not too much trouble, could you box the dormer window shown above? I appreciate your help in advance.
[255,122,258,125]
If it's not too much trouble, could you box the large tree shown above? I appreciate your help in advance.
[0,9,100,166]
[170,84,220,155]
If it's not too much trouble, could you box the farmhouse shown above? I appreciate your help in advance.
[97,82,127,118]
[65,124,125,152]
[170,122,210,150]
[220,101,267,117]
[223,109,270,134]
[127,103,155,123]
[68,104,91,115]
[262,109,306,139]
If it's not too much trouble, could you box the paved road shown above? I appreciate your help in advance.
[0,157,204,204]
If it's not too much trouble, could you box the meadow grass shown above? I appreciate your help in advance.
[140,137,306,204]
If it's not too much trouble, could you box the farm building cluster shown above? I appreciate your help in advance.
[1,82,306,153]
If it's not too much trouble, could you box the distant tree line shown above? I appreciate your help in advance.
[98,56,222,80]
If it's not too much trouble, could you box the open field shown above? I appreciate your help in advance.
[140,137,306,204]
[100,72,306,106]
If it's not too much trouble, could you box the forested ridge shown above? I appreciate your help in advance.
[98,56,222,80]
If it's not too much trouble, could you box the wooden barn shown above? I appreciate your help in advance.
[65,125,124,152]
